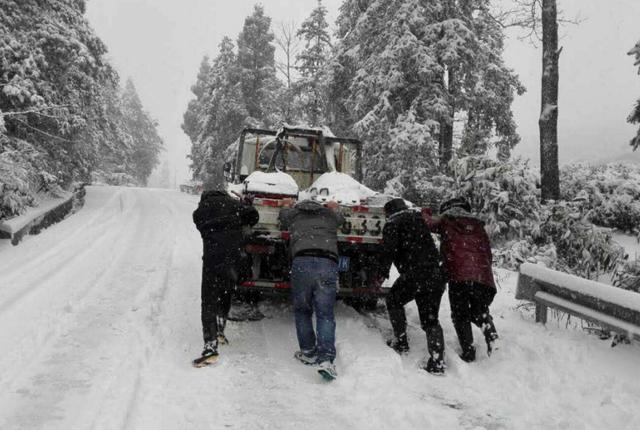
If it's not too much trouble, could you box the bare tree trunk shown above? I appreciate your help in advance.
[539,0,560,201]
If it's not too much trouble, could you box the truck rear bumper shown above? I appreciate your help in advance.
[239,280,389,297]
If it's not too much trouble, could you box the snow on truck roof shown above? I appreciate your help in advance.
[243,171,299,196]
[302,172,377,205]
[240,170,389,206]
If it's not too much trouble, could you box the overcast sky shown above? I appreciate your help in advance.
[86,0,640,186]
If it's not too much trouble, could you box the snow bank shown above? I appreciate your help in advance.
[243,171,299,196]
[301,172,378,205]
[520,262,640,312]
[0,192,72,234]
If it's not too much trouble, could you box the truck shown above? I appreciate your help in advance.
[226,126,391,308]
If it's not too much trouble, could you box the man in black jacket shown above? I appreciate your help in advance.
[192,189,259,367]
[379,198,446,375]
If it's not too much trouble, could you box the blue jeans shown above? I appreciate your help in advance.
[291,256,338,363]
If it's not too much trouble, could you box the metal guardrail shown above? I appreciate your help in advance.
[516,263,640,341]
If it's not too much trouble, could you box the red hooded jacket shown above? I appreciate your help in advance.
[422,208,496,290]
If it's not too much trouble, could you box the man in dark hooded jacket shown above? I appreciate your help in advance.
[423,197,499,363]
[279,199,344,380]
[192,189,259,367]
[379,198,446,375]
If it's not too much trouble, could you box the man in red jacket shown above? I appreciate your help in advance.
[422,197,499,362]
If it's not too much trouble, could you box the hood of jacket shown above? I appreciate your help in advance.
[200,190,231,203]
[294,199,324,213]
[442,207,486,235]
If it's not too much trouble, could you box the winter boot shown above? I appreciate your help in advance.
[459,345,476,363]
[480,314,499,356]
[423,357,446,375]
[424,324,446,375]
[317,361,337,381]
[453,319,475,359]
[192,340,219,368]
[294,350,318,366]
[386,334,410,354]
[426,324,445,361]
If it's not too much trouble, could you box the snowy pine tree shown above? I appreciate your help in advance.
[119,79,163,186]
[628,40,640,151]
[237,5,281,127]
[0,0,162,218]
[295,0,332,126]
[183,38,247,184]
[328,0,521,195]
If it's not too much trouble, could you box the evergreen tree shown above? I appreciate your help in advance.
[183,38,247,183]
[120,79,163,185]
[0,0,163,215]
[182,56,211,146]
[628,40,640,151]
[296,0,331,126]
[237,5,280,126]
[328,0,522,194]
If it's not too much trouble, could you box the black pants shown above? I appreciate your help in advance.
[448,281,498,353]
[385,273,445,360]
[201,262,236,344]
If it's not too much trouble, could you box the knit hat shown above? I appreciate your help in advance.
[439,197,471,214]
[384,198,408,216]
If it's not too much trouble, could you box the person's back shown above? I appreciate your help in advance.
[279,200,344,262]
[435,209,495,290]
[383,208,440,277]
[193,190,259,268]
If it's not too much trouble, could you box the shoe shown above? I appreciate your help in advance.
[423,357,445,375]
[317,361,337,381]
[486,335,500,356]
[294,350,318,366]
[217,333,229,345]
[386,336,410,354]
[192,341,219,368]
[459,346,476,363]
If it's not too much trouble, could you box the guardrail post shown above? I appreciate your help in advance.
[535,303,548,324]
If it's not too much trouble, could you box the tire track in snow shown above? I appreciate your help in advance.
[0,187,126,284]
[0,188,181,429]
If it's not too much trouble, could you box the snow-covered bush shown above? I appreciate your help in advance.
[560,163,640,234]
[537,201,625,279]
[493,240,557,271]
[614,257,640,293]
[414,156,542,243]
[410,156,625,277]
[0,137,47,219]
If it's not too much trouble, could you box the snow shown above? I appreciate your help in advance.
[243,171,299,196]
[0,191,72,234]
[301,171,378,205]
[520,262,640,313]
[614,232,640,260]
[0,186,639,429]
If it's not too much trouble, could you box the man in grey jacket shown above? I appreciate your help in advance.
[279,199,345,380]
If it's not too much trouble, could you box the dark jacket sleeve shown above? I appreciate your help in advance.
[334,210,346,227]
[379,222,399,278]
[240,203,259,227]
[421,208,443,234]
[278,208,294,230]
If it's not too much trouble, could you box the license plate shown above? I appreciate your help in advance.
[338,256,350,272]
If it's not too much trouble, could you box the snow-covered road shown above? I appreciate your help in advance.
[1,186,639,430]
